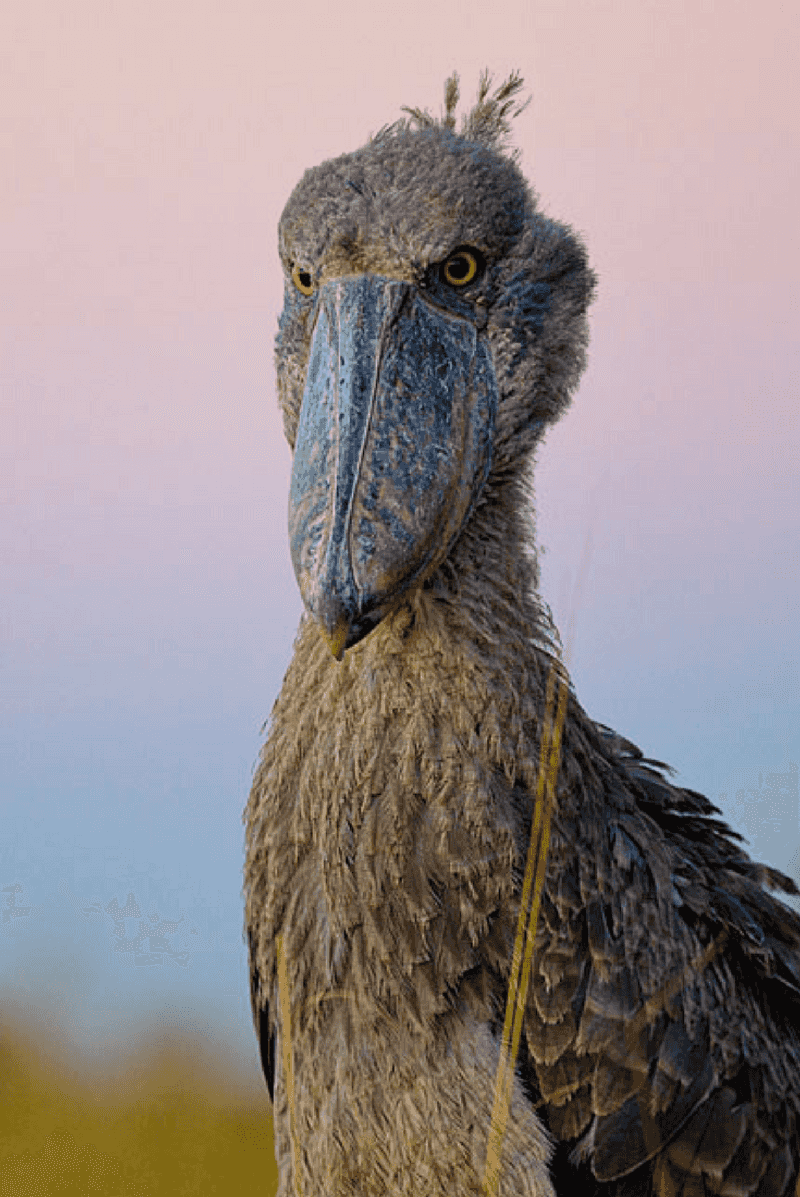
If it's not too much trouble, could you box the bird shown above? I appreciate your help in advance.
[244,72,800,1197]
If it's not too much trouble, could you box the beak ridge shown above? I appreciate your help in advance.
[289,274,497,659]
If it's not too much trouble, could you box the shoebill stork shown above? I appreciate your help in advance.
[244,73,800,1197]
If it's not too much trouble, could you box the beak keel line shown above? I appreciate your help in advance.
[288,274,497,660]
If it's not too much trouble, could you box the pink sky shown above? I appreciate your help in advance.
[1,0,798,1051]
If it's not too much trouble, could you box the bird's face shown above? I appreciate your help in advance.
[275,125,595,660]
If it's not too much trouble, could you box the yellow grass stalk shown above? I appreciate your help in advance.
[484,657,568,1196]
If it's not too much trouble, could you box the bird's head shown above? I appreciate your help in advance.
[275,73,596,660]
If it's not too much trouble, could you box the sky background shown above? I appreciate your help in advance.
[2,0,798,1086]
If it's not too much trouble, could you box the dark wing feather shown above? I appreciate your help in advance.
[522,721,800,1197]
[248,927,276,1102]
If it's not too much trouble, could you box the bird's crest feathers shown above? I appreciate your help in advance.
[371,70,530,161]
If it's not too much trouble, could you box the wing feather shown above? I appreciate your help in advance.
[248,927,276,1102]
[521,720,800,1196]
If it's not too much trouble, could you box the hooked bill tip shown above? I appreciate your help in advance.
[321,616,349,662]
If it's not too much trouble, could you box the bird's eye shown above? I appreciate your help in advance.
[442,248,482,288]
[291,263,315,296]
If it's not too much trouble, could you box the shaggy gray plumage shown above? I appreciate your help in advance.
[244,73,800,1197]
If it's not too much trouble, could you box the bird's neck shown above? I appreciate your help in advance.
[245,481,611,1038]
[280,484,568,819]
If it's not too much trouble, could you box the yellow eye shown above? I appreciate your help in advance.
[442,248,481,287]
[291,263,315,296]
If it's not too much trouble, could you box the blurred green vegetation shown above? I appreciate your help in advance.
[0,1015,278,1196]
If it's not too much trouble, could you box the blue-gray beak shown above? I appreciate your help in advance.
[288,275,498,660]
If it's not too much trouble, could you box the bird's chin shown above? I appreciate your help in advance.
[318,608,384,662]
[316,590,421,662]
